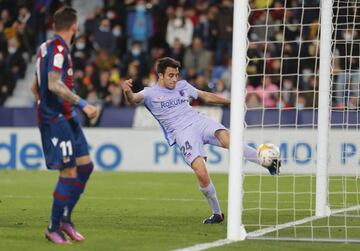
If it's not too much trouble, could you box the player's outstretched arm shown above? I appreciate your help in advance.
[48,71,98,119]
[197,90,230,106]
[120,79,144,105]
[31,76,40,103]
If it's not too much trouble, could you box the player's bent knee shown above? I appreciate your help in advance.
[215,129,230,148]
[191,157,210,187]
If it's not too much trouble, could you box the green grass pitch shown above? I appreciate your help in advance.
[1,170,360,251]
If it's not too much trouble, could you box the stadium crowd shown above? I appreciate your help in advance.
[0,0,358,109]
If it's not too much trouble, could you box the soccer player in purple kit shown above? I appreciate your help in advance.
[120,57,280,224]
[31,7,98,244]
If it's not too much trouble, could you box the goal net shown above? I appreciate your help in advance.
[228,0,360,242]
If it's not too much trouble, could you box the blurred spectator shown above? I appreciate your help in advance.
[93,18,116,53]
[74,64,97,99]
[214,0,233,65]
[0,51,9,105]
[87,89,103,107]
[333,29,360,108]
[17,6,36,60]
[183,36,211,78]
[253,0,274,8]
[255,76,279,108]
[219,58,232,91]
[247,42,264,86]
[246,92,262,109]
[1,9,12,28]
[279,77,296,108]
[112,24,126,59]
[96,70,111,100]
[105,84,123,107]
[71,34,93,70]
[250,10,276,42]
[121,40,150,79]
[297,94,306,110]
[194,5,218,51]
[94,49,116,71]
[214,79,230,100]
[0,21,6,53]
[166,5,194,48]
[300,76,318,108]
[4,36,27,95]
[84,5,103,35]
[282,43,299,76]
[126,0,153,51]
[169,38,185,64]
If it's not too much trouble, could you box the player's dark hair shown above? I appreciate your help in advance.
[53,6,77,31]
[156,57,181,75]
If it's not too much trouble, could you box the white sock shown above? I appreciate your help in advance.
[244,144,260,164]
[199,181,222,215]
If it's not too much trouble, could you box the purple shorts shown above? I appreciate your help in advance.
[175,116,227,166]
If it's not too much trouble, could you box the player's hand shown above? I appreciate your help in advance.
[83,104,98,119]
[120,79,133,92]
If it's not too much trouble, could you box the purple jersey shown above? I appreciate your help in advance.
[142,80,202,145]
[35,34,75,124]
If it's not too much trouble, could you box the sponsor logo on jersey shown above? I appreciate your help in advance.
[160,98,187,108]
[54,53,64,68]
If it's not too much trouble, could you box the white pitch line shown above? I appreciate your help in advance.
[171,239,234,251]
[172,205,360,251]
[248,204,360,238]
[0,194,207,202]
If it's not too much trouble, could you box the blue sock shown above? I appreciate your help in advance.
[50,177,77,231]
[63,162,94,223]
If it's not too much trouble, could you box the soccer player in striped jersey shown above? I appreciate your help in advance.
[120,57,280,224]
[31,6,98,244]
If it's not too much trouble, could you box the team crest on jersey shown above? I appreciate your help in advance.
[155,96,166,101]
[57,45,64,52]
[67,68,73,76]
[179,90,185,96]
[51,137,58,146]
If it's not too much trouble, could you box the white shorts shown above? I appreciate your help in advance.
[175,116,227,166]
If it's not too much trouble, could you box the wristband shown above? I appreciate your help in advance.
[78,98,88,109]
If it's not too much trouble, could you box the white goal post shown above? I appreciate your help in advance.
[228,0,360,243]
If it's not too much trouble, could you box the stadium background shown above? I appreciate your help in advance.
[1,0,360,250]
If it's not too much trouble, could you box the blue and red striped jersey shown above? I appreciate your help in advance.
[35,34,76,123]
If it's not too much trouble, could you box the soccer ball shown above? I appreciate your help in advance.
[257,143,281,167]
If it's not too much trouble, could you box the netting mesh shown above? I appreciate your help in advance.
[242,0,360,241]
